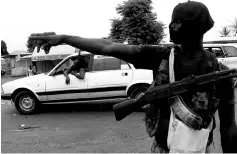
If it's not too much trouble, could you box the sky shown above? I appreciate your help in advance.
[1,0,236,53]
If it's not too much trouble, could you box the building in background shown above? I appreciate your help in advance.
[22,45,77,74]
[1,50,32,76]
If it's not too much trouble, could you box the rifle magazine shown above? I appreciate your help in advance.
[168,95,203,130]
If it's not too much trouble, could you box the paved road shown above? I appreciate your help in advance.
[1,103,154,153]
[2,100,234,153]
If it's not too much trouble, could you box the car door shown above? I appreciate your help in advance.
[87,55,133,99]
[45,55,89,102]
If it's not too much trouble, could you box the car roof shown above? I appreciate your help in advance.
[203,44,235,47]
[69,51,91,57]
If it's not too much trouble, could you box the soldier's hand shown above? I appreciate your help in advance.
[29,35,65,53]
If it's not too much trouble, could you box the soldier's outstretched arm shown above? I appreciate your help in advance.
[29,35,136,63]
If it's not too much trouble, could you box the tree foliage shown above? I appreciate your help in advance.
[1,40,9,56]
[219,17,237,37]
[219,26,231,37]
[109,0,166,45]
[230,18,237,36]
[26,32,56,53]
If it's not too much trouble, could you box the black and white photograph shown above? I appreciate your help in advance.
[1,0,237,153]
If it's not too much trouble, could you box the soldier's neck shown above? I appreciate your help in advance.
[180,40,204,59]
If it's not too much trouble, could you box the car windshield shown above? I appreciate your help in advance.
[44,71,50,75]
[54,56,76,73]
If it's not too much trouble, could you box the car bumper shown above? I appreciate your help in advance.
[1,94,11,100]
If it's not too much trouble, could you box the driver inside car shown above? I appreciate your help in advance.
[63,56,87,85]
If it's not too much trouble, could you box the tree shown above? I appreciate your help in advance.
[1,40,9,56]
[26,32,56,54]
[109,0,166,45]
[229,18,237,36]
[109,19,124,43]
[219,26,231,37]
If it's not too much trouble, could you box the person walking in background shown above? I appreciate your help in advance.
[27,65,34,76]
[32,65,37,75]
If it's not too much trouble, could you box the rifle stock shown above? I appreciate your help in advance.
[113,99,137,121]
[113,68,237,121]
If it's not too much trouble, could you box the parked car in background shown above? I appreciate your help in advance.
[1,51,153,115]
[203,44,237,87]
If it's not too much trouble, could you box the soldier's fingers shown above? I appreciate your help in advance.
[36,44,42,53]
[43,43,52,54]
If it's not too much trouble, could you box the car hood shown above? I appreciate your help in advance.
[2,73,48,90]
[10,74,47,84]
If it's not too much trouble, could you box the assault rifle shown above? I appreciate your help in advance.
[113,68,237,128]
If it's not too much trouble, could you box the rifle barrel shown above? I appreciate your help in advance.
[113,69,237,121]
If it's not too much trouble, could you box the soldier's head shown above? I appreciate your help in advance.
[169,1,214,44]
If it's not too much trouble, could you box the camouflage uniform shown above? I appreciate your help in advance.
[144,49,222,153]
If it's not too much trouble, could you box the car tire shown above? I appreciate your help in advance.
[14,91,39,115]
[130,85,150,111]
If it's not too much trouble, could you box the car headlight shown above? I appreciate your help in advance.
[1,85,4,94]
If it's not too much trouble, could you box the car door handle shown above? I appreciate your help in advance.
[122,72,128,76]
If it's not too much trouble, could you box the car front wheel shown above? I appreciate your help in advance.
[14,91,39,115]
[130,85,150,111]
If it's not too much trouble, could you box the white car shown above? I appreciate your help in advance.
[203,44,237,87]
[1,52,153,115]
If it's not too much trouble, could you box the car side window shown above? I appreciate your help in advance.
[210,47,223,58]
[121,60,131,70]
[204,47,211,53]
[56,58,74,73]
[55,55,91,74]
[80,55,90,72]
[92,56,120,71]
[92,55,130,71]
[222,46,237,57]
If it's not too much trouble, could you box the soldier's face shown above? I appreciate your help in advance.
[170,20,182,32]
[169,20,189,44]
[169,20,202,44]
